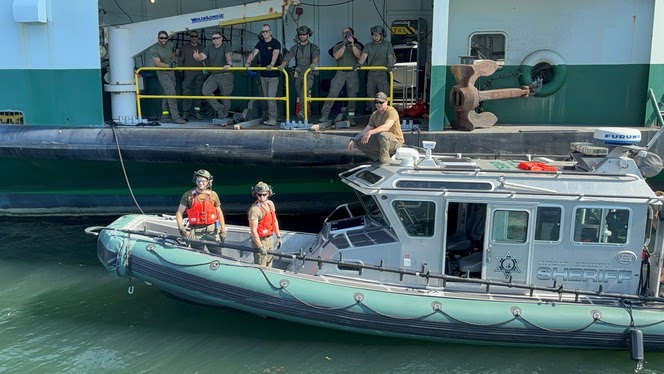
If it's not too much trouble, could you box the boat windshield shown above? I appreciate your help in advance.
[356,191,388,226]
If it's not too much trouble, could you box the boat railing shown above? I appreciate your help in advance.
[134,66,291,120]
[89,225,664,305]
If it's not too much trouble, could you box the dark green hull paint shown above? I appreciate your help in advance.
[0,69,104,126]
[0,158,353,216]
[645,64,664,126]
[429,65,449,131]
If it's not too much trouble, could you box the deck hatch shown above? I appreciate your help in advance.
[356,170,383,185]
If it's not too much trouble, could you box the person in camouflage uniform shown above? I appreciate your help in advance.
[319,27,363,123]
[248,181,282,267]
[356,25,396,113]
[279,25,320,119]
[176,169,227,254]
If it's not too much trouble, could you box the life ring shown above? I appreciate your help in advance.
[518,50,567,97]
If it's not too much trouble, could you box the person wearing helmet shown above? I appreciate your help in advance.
[356,25,396,113]
[248,181,282,267]
[319,27,364,123]
[279,25,320,120]
[175,169,227,253]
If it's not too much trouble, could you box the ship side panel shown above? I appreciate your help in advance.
[0,0,103,126]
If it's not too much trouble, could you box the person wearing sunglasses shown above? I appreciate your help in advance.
[149,30,186,124]
[176,169,227,253]
[179,31,206,120]
[248,181,282,267]
[245,25,282,126]
[347,92,404,166]
[279,25,320,120]
[193,31,235,120]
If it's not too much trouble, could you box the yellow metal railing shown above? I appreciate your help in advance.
[134,66,290,120]
[302,66,394,121]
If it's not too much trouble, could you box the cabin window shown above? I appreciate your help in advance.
[573,208,629,244]
[535,207,562,241]
[469,33,506,62]
[392,200,435,237]
[356,192,388,226]
[491,210,528,243]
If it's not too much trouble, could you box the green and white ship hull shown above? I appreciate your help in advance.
[4,0,664,216]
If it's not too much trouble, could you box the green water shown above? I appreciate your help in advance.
[1,216,664,373]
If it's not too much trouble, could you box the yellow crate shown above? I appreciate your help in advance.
[0,111,24,124]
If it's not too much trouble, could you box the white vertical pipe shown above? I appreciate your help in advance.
[106,27,138,124]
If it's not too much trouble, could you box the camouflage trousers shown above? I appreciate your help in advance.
[320,71,359,118]
[254,236,274,267]
[190,224,222,254]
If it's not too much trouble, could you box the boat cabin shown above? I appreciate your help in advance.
[293,130,664,297]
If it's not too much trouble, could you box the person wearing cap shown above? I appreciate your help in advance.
[319,27,364,123]
[348,92,404,165]
[248,181,282,267]
[193,31,235,119]
[279,25,320,120]
[245,24,282,126]
[176,169,227,254]
[179,30,206,120]
[149,30,186,124]
[356,25,396,113]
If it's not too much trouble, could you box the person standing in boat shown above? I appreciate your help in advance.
[356,25,396,114]
[248,182,282,267]
[245,25,282,126]
[176,169,227,254]
[278,25,320,120]
[193,31,235,120]
[348,92,404,165]
[179,30,206,120]
[319,27,363,123]
[150,30,186,124]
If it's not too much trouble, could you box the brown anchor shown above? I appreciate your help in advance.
[449,60,531,131]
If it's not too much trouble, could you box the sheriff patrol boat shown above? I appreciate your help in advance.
[91,128,664,361]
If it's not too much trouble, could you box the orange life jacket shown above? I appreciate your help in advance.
[252,203,276,238]
[186,189,217,226]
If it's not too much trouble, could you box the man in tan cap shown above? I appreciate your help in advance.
[347,92,404,165]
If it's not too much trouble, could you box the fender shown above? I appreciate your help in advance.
[519,49,567,97]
